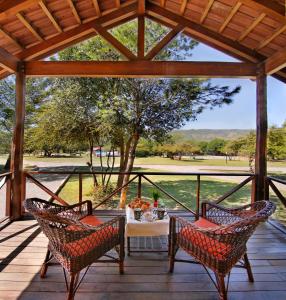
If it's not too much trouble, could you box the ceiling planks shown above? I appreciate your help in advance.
[66,0,81,24]
[200,0,215,23]
[16,12,43,42]
[219,2,242,33]
[238,13,266,41]
[38,1,62,33]
[265,47,286,74]
[91,0,101,16]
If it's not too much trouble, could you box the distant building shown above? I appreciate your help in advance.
[93,147,120,157]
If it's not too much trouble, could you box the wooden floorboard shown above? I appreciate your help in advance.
[0,214,286,300]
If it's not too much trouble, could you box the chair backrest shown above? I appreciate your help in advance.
[216,200,276,247]
[24,198,84,250]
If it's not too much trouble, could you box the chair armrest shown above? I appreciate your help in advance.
[201,201,251,225]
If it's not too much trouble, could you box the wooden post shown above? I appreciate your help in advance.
[254,63,267,202]
[10,61,26,220]
[196,175,200,220]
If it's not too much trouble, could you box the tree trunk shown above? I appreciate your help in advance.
[88,138,98,187]
[119,133,140,208]
[117,136,132,189]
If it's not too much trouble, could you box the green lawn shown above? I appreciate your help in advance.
[20,154,286,168]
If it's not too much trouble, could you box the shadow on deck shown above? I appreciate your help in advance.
[0,211,286,300]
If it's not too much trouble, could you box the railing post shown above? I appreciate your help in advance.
[265,177,269,200]
[137,174,142,199]
[196,175,200,220]
[79,173,83,204]
[5,176,11,217]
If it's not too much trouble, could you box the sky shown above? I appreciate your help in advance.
[182,43,286,130]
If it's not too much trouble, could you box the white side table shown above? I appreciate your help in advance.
[125,206,170,255]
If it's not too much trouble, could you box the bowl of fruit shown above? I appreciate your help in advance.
[128,198,151,211]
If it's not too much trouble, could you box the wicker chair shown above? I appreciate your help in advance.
[169,200,276,300]
[24,198,125,300]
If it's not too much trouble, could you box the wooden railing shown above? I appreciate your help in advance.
[267,176,286,208]
[24,170,255,219]
[0,171,12,221]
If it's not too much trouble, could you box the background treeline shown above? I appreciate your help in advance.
[135,123,286,161]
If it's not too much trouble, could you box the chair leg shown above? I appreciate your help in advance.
[119,238,125,274]
[67,273,78,300]
[215,273,227,300]
[40,248,51,278]
[244,253,254,282]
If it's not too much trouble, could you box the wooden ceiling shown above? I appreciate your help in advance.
[0,0,286,81]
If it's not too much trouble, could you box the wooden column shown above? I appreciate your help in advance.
[10,61,26,219]
[254,63,267,201]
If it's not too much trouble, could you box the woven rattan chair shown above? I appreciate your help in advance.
[24,198,125,300]
[169,200,275,300]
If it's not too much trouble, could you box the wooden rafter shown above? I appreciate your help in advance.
[160,0,166,7]
[180,0,188,15]
[200,0,214,23]
[145,24,184,60]
[39,0,62,33]
[0,27,23,50]
[91,0,101,16]
[66,0,81,24]
[0,47,19,72]
[219,2,242,33]
[238,13,265,41]
[265,47,286,75]
[16,12,43,42]
[0,0,40,21]
[25,61,257,78]
[257,24,286,50]
[18,2,137,61]
[93,23,137,60]
[137,16,145,59]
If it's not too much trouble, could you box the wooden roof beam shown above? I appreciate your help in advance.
[160,0,166,7]
[0,0,40,21]
[238,13,265,41]
[66,0,81,24]
[145,24,184,60]
[137,16,145,59]
[265,47,286,75]
[200,0,214,23]
[39,1,62,33]
[180,0,188,15]
[0,27,23,50]
[16,12,43,42]
[25,61,257,78]
[219,2,242,33]
[0,47,19,72]
[138,0,145,15]
[91,0,101,16]
[115,0,121,8]
[93,24,137,60]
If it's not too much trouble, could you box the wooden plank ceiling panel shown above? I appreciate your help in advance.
[76,0,97,20]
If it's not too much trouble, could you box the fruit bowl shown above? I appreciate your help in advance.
[128,198,151,211]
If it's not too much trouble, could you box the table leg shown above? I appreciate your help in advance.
[127,237,131,256]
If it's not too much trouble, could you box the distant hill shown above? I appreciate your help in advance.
[172,129,252,141]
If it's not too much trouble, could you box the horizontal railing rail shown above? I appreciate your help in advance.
[24,170,254,219]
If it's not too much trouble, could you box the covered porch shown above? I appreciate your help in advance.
[0,0,286,299]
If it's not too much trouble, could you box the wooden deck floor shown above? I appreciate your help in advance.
[1,215,286,300]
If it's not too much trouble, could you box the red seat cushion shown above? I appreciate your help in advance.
[80,215,102,226]
[194,217,218,228]
[64,222,118,257]
[179,218,232,260]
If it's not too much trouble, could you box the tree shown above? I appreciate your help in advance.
[268,124,286,160]
[28,19,240,208]
[207,138,227,155]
